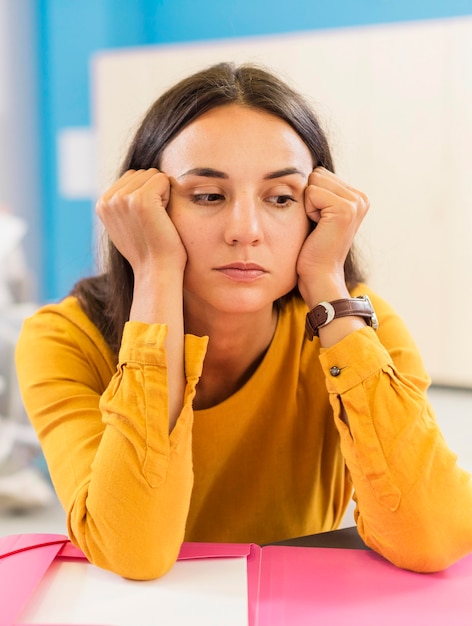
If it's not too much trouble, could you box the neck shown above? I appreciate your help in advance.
[185,303,278,410]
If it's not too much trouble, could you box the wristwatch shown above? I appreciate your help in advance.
[305,295,379,340]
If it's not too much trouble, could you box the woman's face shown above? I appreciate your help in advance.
[161,104,313,317]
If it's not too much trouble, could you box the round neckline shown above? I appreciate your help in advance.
[194,298,301,414]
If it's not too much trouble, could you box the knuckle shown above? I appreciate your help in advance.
[305,183,315,197]
[356,189,369,207]
[345,202,358,222]
[128,189,146,212]
[95,196,109,217]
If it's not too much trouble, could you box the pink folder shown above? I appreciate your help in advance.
[256,545,472,626]
[0,533,70,626]
[1,533,472,625]
[0,534,259,626]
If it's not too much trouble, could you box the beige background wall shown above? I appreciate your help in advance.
[92,17,472,387]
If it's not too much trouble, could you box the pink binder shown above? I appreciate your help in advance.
[2,533,472,625]
[0,534,260,626]
[0,533,70,626]
[256,545,472,626]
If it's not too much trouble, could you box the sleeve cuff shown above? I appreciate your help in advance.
[319,326,393,394]
[119,323,208,377]
[119,321,169,366]
[184,333,209,379]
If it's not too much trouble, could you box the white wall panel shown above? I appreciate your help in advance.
[92,17,472,386]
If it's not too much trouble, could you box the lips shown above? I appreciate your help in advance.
[215,262,267,282]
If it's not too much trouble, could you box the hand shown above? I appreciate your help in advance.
[296,167,369,307]
[96,168,187,278]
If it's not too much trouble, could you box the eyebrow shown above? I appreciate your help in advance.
[178,166,308,180]
[178,168,228,180]
[263,167,307,180]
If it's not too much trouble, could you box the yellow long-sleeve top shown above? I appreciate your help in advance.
[16,285,472,580]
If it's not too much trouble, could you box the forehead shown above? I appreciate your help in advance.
[160,104,313,175]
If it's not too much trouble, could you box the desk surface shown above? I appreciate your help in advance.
[269,525,369,550]
[7,528,472,626]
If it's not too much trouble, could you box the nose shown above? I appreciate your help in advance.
[223,196,263,246]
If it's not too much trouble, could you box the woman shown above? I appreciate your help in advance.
[16,63,472,580]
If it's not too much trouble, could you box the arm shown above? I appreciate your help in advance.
[297,169,472,571]
[17,169,205,580]
[95,168,188,431]
[16,301,208,580]
[319,291,472,572]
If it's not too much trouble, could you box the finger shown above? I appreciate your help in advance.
[308,167,368,204]
[304,185,369,227]
[135,171,170,210]
[306,171,369,217]
[103,168,161,199]
[98,170,169,219]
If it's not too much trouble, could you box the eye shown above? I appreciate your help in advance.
[266,194,296,209]
[191,193,225,206]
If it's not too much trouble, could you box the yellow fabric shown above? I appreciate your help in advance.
[16,285,472,579]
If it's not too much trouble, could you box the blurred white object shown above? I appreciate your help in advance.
[0,304,56,512]
[0,467,54,512]
[0,211,26,256]
[0,210,30,306]
[0,207,55,511]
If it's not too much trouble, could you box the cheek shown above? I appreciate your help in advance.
[171,216,210,260]
[282,218,311,270]
[282,214,311,250]
[167,206,194,245]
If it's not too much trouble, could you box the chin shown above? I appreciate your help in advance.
[184,280,297,314]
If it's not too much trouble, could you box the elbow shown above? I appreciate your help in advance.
[357,498,472,574]
[389,546,457,574]
[69,527,182,581]
[366,528,467,574]
[113,550,179,581]
[67,500,187,580]
[84,542,180,581]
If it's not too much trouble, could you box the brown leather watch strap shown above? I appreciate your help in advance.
[305,295,379,340]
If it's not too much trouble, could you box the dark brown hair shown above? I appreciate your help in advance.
[72,62,364,353]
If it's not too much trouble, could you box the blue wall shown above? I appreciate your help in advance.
[37,0,472,301]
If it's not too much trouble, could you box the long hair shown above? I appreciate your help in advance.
[72,62,365,353]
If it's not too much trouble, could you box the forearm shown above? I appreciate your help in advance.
[68,399,194,580]
[63,322,206,579]
[130,267,185,432]
[321,328,472,571]
[16,305,208,580]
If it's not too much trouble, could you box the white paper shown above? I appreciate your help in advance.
[18,555,249,625]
